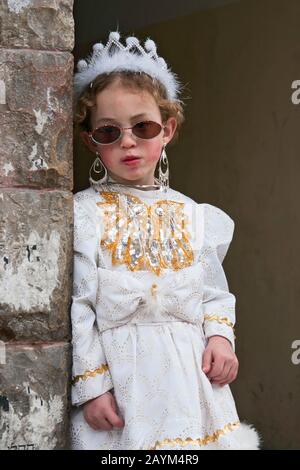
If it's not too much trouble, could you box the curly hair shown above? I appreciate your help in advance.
[73,70,186,143]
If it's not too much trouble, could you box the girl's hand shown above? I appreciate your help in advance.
[83,391,125,431]
[201,335,239,386]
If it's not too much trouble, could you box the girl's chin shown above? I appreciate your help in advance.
[109,170,154,185]
[112,167,148,179]
[114,169,142,179]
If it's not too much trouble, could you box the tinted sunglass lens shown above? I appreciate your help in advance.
[133,121,162,139]
[92,125,120,144]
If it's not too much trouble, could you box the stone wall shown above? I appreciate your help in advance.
[0,0,74,450]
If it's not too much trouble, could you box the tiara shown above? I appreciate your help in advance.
[74,31,182,101]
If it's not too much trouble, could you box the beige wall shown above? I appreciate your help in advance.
[74,0,300,449]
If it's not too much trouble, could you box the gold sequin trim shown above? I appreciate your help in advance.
[204,314,235,331]
[96,191,194,276]
[71,364,109,385]
[148,420,240,450]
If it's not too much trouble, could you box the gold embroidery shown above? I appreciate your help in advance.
[71,364,109,385]
[204,314,235,330]
[148,420,240,450]
[96,191,194,276]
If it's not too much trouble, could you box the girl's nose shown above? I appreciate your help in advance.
[120,128,137,147]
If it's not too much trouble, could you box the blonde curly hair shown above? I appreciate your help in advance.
[73,70,186,143]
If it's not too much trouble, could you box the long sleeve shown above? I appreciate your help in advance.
[200,203,236,351]
[71,194,114,407]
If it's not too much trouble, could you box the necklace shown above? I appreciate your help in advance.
[97,176,167,194]
[107,181,161,191]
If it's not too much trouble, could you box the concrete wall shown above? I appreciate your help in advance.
[0,0,74,449]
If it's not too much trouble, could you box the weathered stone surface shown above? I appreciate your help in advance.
[0,49,73,189]
[0,189,73,342]
[0,341,71,450]
[0,0,74,51]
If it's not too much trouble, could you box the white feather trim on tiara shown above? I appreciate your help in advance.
[74,31,182,102]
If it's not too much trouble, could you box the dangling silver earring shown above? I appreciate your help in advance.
[158,144,169,192]
[89,152,108,186]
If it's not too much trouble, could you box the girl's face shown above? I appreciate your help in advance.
[81,79,177,185]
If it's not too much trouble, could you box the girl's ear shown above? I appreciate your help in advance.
[80,130,97,153]
[163,117,177,145]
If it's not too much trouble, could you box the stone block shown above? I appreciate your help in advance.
[0,341,71,450]
[0,49,73,189]
[0,189,73,342]
[0,0,74,51]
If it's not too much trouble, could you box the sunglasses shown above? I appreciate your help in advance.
[88,120,165,145]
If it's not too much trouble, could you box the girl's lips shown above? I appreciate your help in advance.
[122,157,141,166]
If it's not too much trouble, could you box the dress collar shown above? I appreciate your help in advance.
[92,175,171,199]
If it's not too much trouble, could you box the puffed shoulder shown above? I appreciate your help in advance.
[201,203,235,264]
[73,187,101,218]
[73,188,102,244]
[74,186,97,206]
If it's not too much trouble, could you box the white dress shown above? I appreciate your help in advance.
[70,180,260,450]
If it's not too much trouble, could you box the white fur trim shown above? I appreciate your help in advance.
[74,31,182,101]
[231,422,262,450]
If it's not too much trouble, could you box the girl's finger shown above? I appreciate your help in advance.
[207,358,225,379]
[105,405,125,428]
[218,364,238,386]
[210,360,232,382]
[227,367,238,384]
[202,348,213,374]
[87,416,113,431]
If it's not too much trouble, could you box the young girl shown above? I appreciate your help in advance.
[70,31,261,450]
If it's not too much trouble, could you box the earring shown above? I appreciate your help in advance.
[158,144,169,192]
[89,152,108,186]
